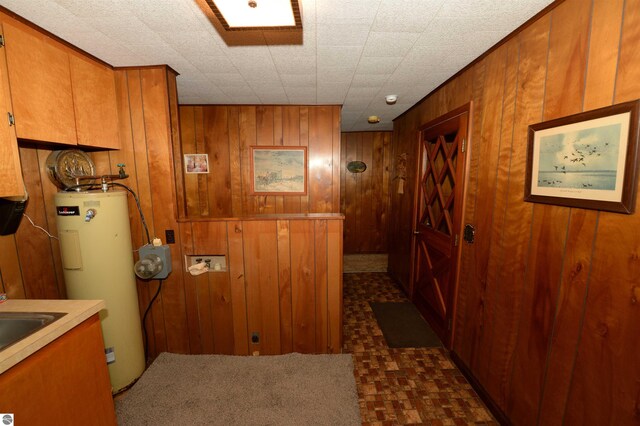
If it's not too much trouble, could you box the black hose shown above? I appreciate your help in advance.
[109,182,151,245]
[141,279,163,363]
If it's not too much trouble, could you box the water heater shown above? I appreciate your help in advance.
[55,190,145,393]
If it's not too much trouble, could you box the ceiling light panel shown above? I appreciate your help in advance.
[206,0,301,30]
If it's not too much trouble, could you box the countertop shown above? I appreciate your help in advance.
[0,299,106,374]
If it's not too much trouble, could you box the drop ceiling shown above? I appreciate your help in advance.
[0,0,554,131]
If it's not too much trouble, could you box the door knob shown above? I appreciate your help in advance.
[413,230,420,235]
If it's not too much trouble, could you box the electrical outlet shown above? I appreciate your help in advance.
[165,229,175,244]
[251,332,259,344]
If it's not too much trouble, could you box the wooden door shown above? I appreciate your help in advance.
[3,18,77,145]
[412,105,469,347]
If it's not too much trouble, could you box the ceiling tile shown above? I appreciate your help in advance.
[280,74,316,87]
[272,55,317,75]
[317,24,371,47]
[317,68,354,84]
[317,46,363,69]
[371,0,446,32]
[205,73,247,86]
[363,32,421,57]
[315,0,381,25]
[355,57,403,75]
[350,73,390,88]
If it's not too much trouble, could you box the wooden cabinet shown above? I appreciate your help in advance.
[3,19,77,145]
[0,23,23,197]
[0,12,120,149]
[69,54,120,149]
[0,314,117,425]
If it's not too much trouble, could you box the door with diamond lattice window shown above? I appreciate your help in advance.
[412,105,469,348]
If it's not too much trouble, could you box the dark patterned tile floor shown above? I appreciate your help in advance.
[343,273,497,425]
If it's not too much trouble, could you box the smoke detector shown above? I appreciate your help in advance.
[385,95,398,105]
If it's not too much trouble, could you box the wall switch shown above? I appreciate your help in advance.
[165,229,175,244]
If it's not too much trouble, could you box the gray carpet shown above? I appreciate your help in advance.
[370,302,442,348]
[115,352,360,426]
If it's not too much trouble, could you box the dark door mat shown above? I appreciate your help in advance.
[370,302,442,348]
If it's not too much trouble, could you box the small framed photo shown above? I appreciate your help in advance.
[250,146,307,195]
[184,154,209,174]
[525,100,640,214]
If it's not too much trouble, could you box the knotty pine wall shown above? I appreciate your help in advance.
[389,0,640,423]
[176,105,341,217]
[340,131,392,253]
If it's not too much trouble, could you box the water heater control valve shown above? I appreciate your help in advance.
[84,208,97,222]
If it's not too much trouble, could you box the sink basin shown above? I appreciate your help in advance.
[0,312,67,351]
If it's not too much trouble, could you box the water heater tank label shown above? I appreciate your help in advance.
[56,206,80,216]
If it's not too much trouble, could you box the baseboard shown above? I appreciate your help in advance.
[449,351,512,426]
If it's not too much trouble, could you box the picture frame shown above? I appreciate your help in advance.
[184,153,209,174]
[525,100,640,214]
[250,146,307,195]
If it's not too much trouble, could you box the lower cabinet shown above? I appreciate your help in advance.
[0,315,116,426]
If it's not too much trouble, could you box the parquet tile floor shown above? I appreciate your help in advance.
[343,272,497,425]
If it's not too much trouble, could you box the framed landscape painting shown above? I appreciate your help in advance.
[250,146,307,195]
[525,100,640,213]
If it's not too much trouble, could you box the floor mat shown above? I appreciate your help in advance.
[369,302,442,348]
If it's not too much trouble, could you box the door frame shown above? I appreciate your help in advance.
[408,102,473,349]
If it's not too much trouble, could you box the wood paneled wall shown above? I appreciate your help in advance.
[180,216,343,356]
[0,67,344,361]
[176,105,341,217]
[340,131,392,253]
[389,0,640,423]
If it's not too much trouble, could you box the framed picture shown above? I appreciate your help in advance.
[250,146,307,195]
[184,154,209,174]
[525,100,640,214]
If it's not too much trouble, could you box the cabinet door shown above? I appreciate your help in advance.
[3,19,77,145]
[0,315,117,425]
[0,24,24,197]
[69,54,120,149]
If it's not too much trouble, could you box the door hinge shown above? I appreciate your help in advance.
[461,138,466,153]
[0,35,4,47]
[454,234,459,247]
[7,112,14,126]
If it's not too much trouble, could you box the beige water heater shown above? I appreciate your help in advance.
[55,190,145,393]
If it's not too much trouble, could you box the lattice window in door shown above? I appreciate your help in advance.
[419,130,459,236]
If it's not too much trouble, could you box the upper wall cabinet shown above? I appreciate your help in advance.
[69,54,120,149]
[0,23,23,197]
[0,13,120,149]
[3,19,77,145]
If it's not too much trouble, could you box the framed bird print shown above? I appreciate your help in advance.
[525,100,640,214]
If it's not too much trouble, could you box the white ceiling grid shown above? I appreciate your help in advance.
[0,0,553,130]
